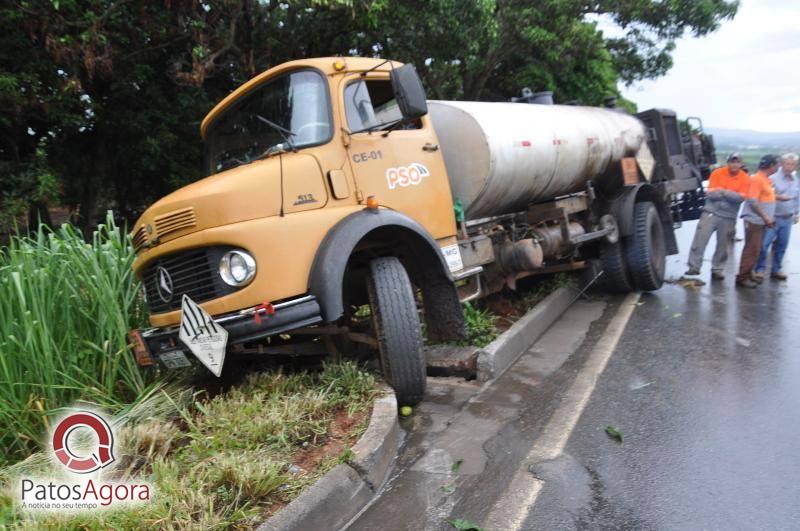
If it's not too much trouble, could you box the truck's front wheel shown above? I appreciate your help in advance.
[367,256,426,406]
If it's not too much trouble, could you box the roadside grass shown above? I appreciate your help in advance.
[460,273,577,346]
[461,303,498,347]
[1,362,379,529]
[0,213,156,466]
[519,273,576,311]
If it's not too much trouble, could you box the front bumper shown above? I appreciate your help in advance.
[132,295,323,365]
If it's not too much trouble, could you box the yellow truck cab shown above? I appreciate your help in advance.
[132,58,467,404]
[130,56,715,404]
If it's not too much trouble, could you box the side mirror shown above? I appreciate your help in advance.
[390,64,428,121]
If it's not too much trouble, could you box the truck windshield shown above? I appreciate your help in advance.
[205,69,332,174]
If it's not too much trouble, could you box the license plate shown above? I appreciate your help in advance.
[159,349,192,369]
[178,295,229,377]
[441,244,463,272]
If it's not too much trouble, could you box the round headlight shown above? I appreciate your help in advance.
[219,250,256,287]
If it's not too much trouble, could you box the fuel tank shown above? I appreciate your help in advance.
[428,101,651,220]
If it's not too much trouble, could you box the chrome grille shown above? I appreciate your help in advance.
[142,247,235,313]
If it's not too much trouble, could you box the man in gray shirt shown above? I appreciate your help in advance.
[755,153,799,281]
[686,153,751,280]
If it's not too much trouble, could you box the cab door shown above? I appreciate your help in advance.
[339,74,456,240]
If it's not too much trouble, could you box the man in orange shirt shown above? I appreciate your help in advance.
[736,154,778,288]
[686,153,751,280]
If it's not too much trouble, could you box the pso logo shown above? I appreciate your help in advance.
[386,163,430,190]
[52,412,115,474]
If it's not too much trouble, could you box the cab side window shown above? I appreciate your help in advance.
[344,79,421,133]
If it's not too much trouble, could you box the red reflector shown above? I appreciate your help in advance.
[128,329,154,367]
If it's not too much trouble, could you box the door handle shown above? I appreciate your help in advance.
[423,143,439,152]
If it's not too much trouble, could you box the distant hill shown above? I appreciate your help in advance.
[707,128,800,150]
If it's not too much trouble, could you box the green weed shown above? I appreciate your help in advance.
[521,273,576,310]
[461,303,498,347]
[0,212,156,465]
[2,362,378,529]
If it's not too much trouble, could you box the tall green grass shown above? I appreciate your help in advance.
[0,213,155,465]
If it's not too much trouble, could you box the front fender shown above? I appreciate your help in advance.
[308,208,455,322]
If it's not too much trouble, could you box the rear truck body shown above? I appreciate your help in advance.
[127,57,715,404]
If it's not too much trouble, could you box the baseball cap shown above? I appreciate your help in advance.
[727,152,742,162]
[758,154,779,169]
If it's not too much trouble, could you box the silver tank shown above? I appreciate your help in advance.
[428,100,652,220]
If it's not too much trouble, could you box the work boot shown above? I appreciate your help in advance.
[771,271,788,281]
[684,268,701,276]
[711,270,725,280]
[736,278,758,289]
[753,271,765,283]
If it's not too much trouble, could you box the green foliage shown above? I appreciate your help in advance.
[356,0,737,102]
[598,0,739,84]
[0,213,154,465]
[1,362,377,529]
[0,0,738,232]
[462,302,498,347]
[605,425,624,445]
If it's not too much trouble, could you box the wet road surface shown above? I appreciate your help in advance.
[526,220,800,530]
[345,220,800,530]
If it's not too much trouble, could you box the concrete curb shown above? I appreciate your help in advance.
[259,384,400,531]
[476,286,577,382]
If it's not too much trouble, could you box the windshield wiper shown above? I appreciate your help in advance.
[215,115,299,171]
[254,114,297,153]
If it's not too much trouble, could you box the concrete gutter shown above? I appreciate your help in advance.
[476,286,577,382]
[259,385,400,531]
[261,286,577,529]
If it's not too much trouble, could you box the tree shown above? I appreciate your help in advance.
[0,0,738,234]
[597,0,740,84]
[1,0,361,233]
[352,0,738,102]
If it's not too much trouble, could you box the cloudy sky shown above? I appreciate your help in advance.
[617,0,800,132]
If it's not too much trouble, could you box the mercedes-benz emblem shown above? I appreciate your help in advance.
[156,266,174,303]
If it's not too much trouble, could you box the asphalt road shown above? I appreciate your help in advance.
[526,219,800,530]
[346,220,800,531]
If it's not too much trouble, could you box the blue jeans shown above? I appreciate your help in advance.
[756,216,793,273]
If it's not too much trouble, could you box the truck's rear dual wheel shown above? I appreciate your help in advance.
[367,256,426,406]
[598,240,634,293]
[624,201,666,291]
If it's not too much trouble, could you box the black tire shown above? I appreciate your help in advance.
[625,201,666,291]
[598,241,634,293]
[367,256,426,405]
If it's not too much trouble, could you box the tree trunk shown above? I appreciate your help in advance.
[27,201,53,233]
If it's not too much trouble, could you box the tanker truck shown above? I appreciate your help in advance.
[128,57,713,404]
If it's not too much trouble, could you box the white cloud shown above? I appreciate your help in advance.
[618,0,800,132]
